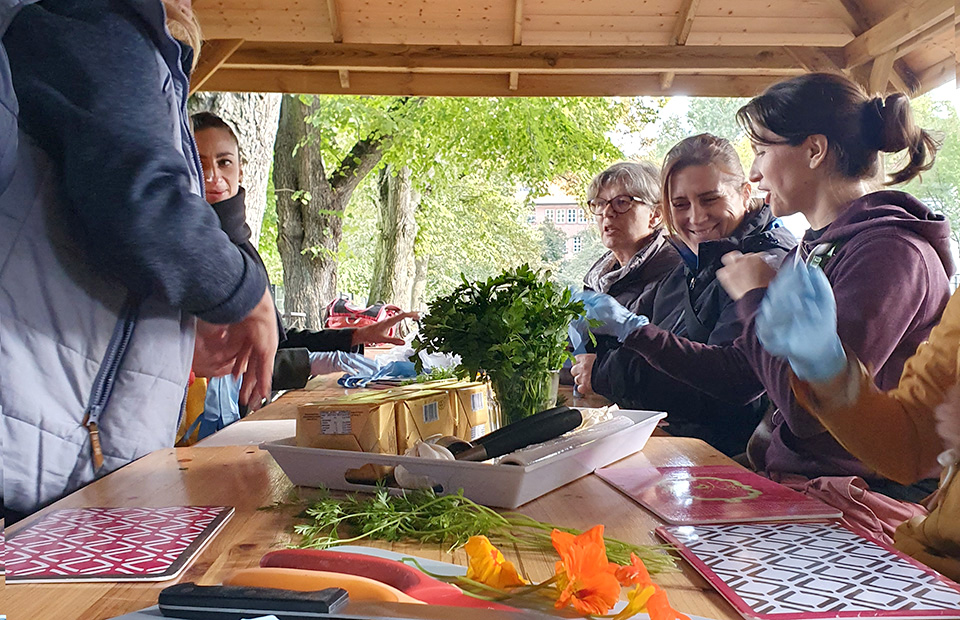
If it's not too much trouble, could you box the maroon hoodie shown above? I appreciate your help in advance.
[623,190,953,481]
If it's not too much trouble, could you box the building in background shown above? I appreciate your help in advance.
[530,189,591,259]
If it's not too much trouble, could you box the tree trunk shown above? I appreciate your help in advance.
[410,254,429,311]
[188,92,281,247]
[368,165,420,308]
[273,95,387,329]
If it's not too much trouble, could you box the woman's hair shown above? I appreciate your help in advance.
[586,161,661,213]
[162,0,202,72]
[736,72,938,185]
[191,111,241,155]
[660,133,748,235]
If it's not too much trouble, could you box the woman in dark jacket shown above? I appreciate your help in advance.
[572,134,796,456]
[191,112,414,435]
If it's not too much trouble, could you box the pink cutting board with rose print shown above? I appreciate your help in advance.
[596,465,841,524]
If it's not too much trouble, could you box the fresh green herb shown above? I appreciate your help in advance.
[292,488,676,573]
[412,264,585,423]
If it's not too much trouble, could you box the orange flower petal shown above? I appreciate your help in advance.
[645,585,691,620]
[612,584,657,620]
[464,535,527,589]
[615,552,653,587]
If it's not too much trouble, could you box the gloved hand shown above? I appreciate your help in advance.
[308,351,379,377]
[756,261,846,383]
[575,290,649,342]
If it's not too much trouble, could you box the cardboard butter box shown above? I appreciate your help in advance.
[450,381,491,442]
[395,389,457,454]
[296,393,400,454]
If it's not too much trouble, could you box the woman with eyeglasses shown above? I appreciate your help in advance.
[571,134,796,456]
[580,161,680,323]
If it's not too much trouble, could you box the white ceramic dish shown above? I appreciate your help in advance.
[260,409,666,509]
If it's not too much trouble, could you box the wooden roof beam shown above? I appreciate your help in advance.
[843,0,952,69]
[325,0,350,90]
[189,38,244,95]
[661,0,701,91]
[830,0,921,93]
[201,69,787,98]
[224,43,804,74]
[510,0,523,91]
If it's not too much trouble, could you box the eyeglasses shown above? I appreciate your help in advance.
[586,195,647,215]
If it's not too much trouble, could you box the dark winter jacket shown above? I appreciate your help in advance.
[623,191,953,485]
[592,204,797,456]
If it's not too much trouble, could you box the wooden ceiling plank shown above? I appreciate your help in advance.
[225,42,806,73]
[670,0,701,46]
[868,49,895,93]
[893,15,953,60]
[326,0,343,43]
[200,68,787,98]
[189,38,245,95]
[783,46,845,73]
[843,0,952,69]
[912,55,955,92]
[513,0,523,45]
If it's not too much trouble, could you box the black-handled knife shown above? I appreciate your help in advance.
[456,406,582,461]
[158,582,348,620]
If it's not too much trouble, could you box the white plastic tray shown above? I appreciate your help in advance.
[260,409,666,508]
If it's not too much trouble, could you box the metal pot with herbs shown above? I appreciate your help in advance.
[413,264,585,425]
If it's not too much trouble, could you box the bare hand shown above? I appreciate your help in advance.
[717,251,779,301]
[192,320,235,378]
[220,287,280,407]
[570,353,597,396]
[351,311,421,346]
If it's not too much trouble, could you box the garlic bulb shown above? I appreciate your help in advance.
[395,441,456,489]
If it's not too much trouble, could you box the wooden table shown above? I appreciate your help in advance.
[5,436,740,620]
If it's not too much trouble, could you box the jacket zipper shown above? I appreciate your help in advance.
[82,295,140,472]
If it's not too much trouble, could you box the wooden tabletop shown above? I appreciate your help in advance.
[5,435,740,620]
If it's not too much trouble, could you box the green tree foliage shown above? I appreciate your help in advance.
[282,95,658,305]
[556,225,607,290]
[538,220,568,264]
[900,96,960,244]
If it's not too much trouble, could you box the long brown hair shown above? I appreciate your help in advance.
[736,72,938,185]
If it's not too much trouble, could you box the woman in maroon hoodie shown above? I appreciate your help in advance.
[581,73,952,539]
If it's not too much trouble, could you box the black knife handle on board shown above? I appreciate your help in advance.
[158,582,349,620]
[457,406,582,461]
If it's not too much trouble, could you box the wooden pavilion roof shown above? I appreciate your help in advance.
[192,0,956,98]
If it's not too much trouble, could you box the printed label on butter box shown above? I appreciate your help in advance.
[423,402,439,423]
[470,424,486,441]
[321,411,352,435]
[470,392,485,412]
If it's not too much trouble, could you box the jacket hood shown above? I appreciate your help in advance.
[812,190,955,278]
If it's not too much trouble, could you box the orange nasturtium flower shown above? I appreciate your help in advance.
[612,584,657,620]
[644,584,691,620]
[614,552,652,587]
[550,525,621,615]
[463,535,528,589]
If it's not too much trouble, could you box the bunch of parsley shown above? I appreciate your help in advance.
[413,264,584,422]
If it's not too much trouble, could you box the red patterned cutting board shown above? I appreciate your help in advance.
[5,506,233,582]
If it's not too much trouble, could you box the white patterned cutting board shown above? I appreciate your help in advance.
[658,522,960,619]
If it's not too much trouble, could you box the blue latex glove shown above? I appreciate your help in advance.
[756,260,846,382]
[338,359,418,388]
[568,316,589,355]
[575,290,649,342]
[309,351,379,377]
